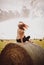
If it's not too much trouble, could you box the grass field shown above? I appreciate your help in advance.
[32,39,44,48]
[0,39,44,53]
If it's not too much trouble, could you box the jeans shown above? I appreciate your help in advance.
[16,36,30,43]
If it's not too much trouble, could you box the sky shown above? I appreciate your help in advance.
[0,0,44,39]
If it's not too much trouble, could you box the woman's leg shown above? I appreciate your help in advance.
[16,39,21,43]
[26,36,30,41]
[23,36,27,42]
[16,36,30,43]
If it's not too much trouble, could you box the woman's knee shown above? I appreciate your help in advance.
[16,39,21,43]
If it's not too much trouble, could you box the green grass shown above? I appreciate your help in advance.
[0,39,44,53]
[0,41,7,53]
[32,39,44,48]
[0,41,5,53]
[0,40,16,53]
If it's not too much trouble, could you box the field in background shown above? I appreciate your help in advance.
[31,39,44,48]
[0,39,44,53]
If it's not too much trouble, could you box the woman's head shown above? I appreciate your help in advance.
[18,21,29,30]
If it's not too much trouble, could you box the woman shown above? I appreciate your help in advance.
[16,21,30,43]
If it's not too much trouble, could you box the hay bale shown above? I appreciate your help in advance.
[0,43,33,65]
[39,39,42,41]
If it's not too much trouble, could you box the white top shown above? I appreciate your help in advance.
[16,28,25,39]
